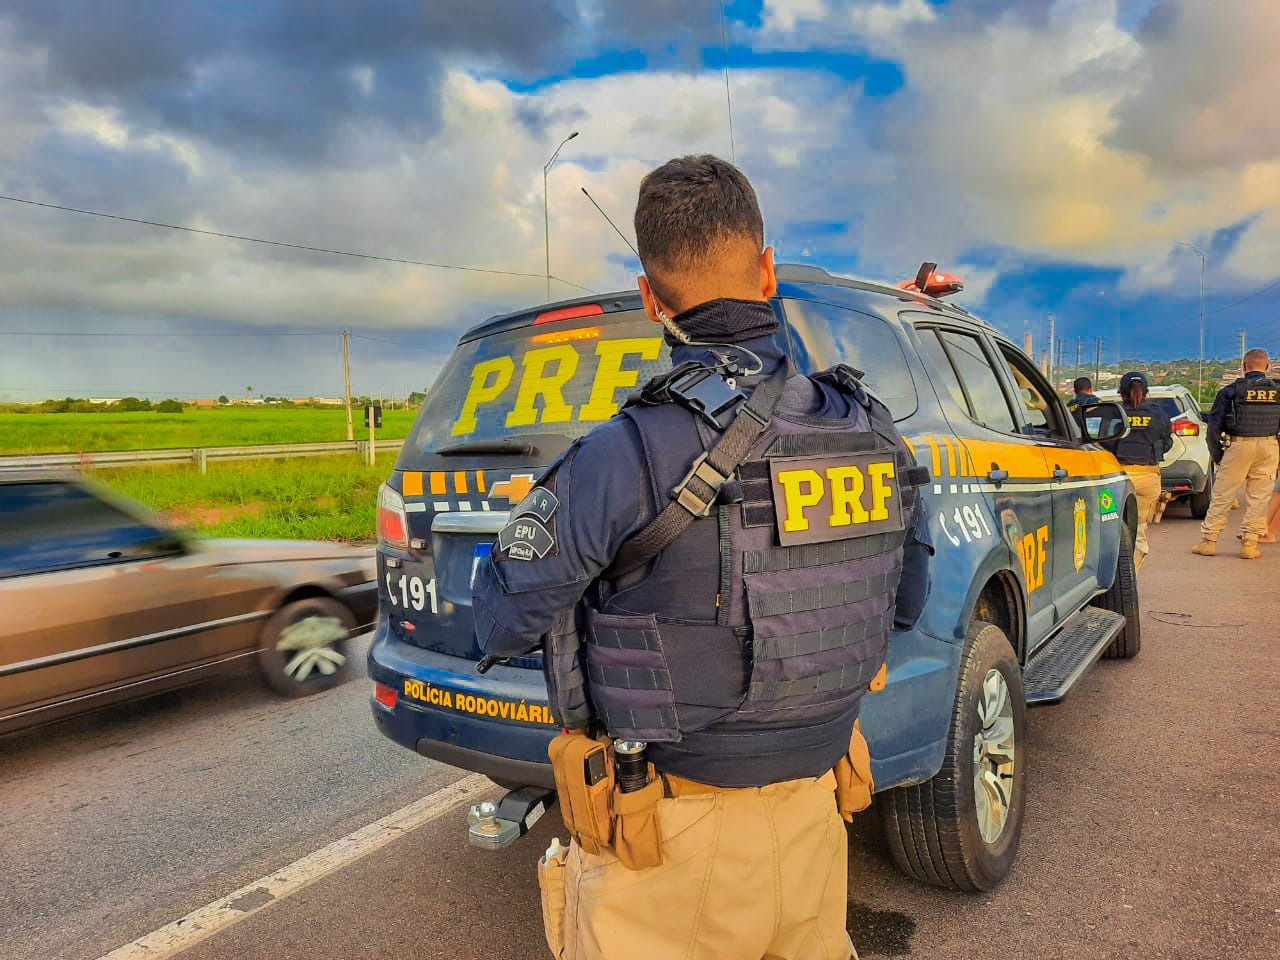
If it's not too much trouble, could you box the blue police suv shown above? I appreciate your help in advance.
[369,264,1139,891]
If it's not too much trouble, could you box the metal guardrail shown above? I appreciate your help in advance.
[0,438,405,473]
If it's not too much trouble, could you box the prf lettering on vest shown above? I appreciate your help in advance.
[769,452,905,547]
[1245,388,1278,402]
[451,337,663,436]
[1127,414,1152,428]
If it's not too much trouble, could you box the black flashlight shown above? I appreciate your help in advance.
[613,739,649,793]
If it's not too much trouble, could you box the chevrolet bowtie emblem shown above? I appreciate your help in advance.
[490,473,537,504]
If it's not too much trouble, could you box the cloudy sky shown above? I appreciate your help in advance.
[1,0,1277,401]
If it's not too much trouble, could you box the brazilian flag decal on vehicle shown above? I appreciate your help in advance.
[1099,488,1120,523]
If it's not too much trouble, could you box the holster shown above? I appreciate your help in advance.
[834,719,875,823]
[547,734,665,870]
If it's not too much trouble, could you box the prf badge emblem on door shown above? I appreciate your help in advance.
[1072,498,1087,572]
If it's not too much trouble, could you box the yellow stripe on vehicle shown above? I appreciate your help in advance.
[402,471,424,497]
[923,436,943,479]
[475,470,487,493]
[429,472,446,496]
[454,471,469,495]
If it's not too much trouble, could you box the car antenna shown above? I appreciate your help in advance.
[580,187,640,258]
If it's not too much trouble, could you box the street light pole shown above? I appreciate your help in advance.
[1177,241,1206,402]
[543,131,580,302]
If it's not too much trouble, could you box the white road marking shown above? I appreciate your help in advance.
[95,774,492,960]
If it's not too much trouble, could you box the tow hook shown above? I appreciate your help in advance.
[467,786,557,850]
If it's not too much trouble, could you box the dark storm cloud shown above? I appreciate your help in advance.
[2,0,577,162]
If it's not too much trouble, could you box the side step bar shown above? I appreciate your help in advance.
[1023,605,1126,706]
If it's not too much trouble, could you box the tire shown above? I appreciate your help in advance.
[881,621,1027,891]
[1188,466,1213,519]
[257,596,356,698]
[1097,527,1141,659]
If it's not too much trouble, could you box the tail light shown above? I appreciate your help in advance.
[1172,417,1200,437]
[374,682,397,708]
[377,483,409,550]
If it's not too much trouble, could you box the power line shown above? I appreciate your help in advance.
[0,193,598,294]
[0,330,332,338]
[719,0,737,164]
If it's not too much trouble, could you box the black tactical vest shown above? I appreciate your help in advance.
[578,367,924,786]
[1227,377,1280,437]
[1110,402,1165,465]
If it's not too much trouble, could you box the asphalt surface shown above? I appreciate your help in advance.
[3,512,1278,960]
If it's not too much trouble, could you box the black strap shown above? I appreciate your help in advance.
[605,368,787,579]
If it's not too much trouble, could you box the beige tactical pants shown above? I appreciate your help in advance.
[1122,465,1162,569]
[552,773,854,960]
[1201,436,1280,542]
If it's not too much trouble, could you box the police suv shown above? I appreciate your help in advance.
[369,264,1139,891]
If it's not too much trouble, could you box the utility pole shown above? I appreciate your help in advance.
[1177,241,1206,402]
[1040,349,1048,375]
[1094,337,1103,386]
[543,131,580,303]
[1055,338,1064,384]
[1046,314,1056,382]
[1075,338,1082,383]
[1024,331,1034,358]
[1239,329,1247,370]
[342,330,353,442]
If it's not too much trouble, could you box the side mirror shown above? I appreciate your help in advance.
[1080,402,1129,443]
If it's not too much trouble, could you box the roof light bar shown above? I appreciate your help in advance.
[898,261,965,299]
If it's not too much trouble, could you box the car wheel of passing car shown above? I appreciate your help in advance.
[257,596,356,698]
[1097,528,1141,660]
[881,620,1027,891]
[1188,466,1214,520]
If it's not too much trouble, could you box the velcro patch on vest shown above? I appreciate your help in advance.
[768,452,904,547]
[511,486,559,523]
[1243,388,1279,403]
[498,515,556,561]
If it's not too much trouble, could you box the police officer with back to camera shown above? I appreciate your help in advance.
[1099,371,1171,570]
[1066,376,1098,419]
[1192,348,1280,559]
[472,155,933,960]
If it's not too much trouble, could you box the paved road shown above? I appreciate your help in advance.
[4,515,1279,959]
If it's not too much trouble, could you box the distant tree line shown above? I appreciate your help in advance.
[3,397,186,414]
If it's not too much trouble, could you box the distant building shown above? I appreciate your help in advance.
[87,398,123,404]
[301,397,345,405]
[194,399,218,408]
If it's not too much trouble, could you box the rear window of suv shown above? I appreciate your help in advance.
[408,311,668,454]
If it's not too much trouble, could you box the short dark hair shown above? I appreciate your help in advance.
[1073,377,1092,393]
[634,154,764,304]
[1243,348,1269,370]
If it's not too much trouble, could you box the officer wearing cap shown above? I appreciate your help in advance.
[1100,371,1172,570]
[472,154,932,960]
[1192,348,1280,559]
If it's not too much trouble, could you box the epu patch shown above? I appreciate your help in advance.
[497,487,559,561]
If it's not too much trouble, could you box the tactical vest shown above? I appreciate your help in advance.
[1110,402,1164,465]
[577,365,925,782]
[1227,377,1280,437]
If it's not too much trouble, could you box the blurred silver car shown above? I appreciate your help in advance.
[0,473,377,736]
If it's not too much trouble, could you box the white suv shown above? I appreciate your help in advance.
[1097,383,1213,517]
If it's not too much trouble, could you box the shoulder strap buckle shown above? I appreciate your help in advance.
[673,453,730,518]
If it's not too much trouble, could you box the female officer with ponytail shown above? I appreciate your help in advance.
[1102,371,1173,570]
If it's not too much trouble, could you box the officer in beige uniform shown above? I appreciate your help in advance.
[472,155,932,959]
[1193,349,1280,559]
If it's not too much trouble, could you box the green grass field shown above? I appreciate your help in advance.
[99,455,385,542]
[0,406,416,456]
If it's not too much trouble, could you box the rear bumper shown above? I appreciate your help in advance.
[367,624,556,787]
[1161,460,1208,496]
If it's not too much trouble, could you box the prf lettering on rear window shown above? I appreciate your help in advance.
[768,453,905,547]
[451,338,664,436]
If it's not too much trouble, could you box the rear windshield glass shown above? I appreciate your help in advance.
[408,310,668,454]
[1099,395,1182,419]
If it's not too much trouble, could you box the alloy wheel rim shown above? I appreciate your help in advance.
[276,615,348,682]
[972,668,1016,844]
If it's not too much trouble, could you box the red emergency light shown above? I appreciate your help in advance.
[898,261,965,299]
[534,303,605,325]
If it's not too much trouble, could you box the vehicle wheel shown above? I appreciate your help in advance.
[257,597,355,697]
[1188,466,1214,519]
[881,621,1026,891]
[1097,527,1140,659]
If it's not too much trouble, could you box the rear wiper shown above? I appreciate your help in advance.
[433,439,538,457]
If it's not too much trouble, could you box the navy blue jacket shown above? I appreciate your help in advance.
[472,333,934,660]
[1102,401,1173,466]
[1205,371,1278,460]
